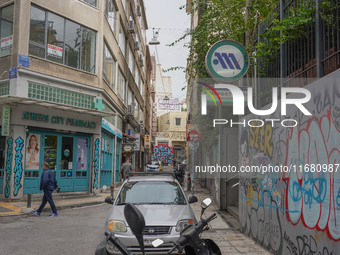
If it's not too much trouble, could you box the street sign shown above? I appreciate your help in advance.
[187,130,199,142]
[205,40,249,83]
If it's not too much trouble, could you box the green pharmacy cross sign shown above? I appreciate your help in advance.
[205,40,249,83]
[94,99,105,111]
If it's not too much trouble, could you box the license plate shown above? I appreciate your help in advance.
[144,239,153,246]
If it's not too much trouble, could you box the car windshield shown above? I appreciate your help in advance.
[148,161,159,165]
[116,181,187,205]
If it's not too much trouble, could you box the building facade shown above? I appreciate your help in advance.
[0,0,151,199]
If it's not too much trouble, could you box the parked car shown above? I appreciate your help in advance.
[146,160,160,171]
[96,174,198,254]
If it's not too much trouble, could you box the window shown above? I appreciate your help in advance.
[29,5,96,74]
[119,24,126,56]
[175,118,181,126]
[117,68,126,100]
[127,87,133,106]
[0,4,14,57]
[103,42,116,89]
[134,98,139,119]
[65,20,81,69]
[82,0,97,7]
[46,13,64,64]
[105,0,117,35]
[128,46,134,73]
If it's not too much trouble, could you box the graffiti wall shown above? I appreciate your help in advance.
[239,76,340,254]
[153,144,174,165]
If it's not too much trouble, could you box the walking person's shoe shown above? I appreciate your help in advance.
[49,212,58,217]
[32,210,40,216]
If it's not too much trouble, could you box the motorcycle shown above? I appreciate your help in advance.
[152,198,222,255]
[173,164,185,185]
[95,203,146,255]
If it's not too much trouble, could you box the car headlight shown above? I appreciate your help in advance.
[106,240,119,254]
[108,220,127,232]
[175,219,194,232]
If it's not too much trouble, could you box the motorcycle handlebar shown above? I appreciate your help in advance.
[168,245,178,254]
[205,213,217,223]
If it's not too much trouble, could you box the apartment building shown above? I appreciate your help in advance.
[0,0,151,199]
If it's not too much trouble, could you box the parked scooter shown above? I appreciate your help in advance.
[95,203,146,255]
[152,198,222,255]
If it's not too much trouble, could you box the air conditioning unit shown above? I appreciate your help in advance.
[128,20,135,33]
[127,105,133,115]
[136,6,142,16]
[134,41,140,51]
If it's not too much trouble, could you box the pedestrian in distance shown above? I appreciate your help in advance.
[120,158,133,180]
[32,162,60,216]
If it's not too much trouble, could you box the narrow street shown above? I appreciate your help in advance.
[0,204,111,255]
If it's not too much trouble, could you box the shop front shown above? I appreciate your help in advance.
[2,104,101,199]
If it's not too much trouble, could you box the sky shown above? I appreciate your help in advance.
[144,0,190,100]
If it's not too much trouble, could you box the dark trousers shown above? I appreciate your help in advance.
[37,189,57,213]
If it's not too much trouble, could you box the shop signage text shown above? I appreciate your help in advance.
[22,112,97,129]
[2,106,10,136]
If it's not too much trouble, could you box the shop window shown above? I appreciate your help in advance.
[25,134,41,170]
[76,138,88,170]
[60,137,73,170]
[44,135,57,170]
[101,131,113,170]
[0,4,14,57]
[103,42,116,89]
[29,5,96,74]
[105,0,118,35]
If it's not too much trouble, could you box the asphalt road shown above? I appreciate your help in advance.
[0,203,111,255]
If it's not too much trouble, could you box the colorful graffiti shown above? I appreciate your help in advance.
[93,138,99,189]
[239,78,340,254]
[4,137,13,198]
[153,144,174,164]
[13,137,24,196]
[284,109,340,241]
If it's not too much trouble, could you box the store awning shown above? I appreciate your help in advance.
[0,96,112,117]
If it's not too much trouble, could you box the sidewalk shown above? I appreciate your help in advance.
[187,185,273,255]
[0,185,120,218]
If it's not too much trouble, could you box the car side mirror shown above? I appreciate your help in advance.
[124,203,145,254]
[188,196,198,204]
[105,196,114,205]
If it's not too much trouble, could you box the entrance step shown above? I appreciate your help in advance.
[227,205,239,219]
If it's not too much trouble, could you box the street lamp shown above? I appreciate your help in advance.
[149,28,160,45]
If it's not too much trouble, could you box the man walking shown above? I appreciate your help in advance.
[32,162,60,216]
[120,158,133,180]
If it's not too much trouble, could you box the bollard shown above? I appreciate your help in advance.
[187,173,191,191]
[27,194,31,208]
[110,184,115,198]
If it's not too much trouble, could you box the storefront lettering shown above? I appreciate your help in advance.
[22,112,97,129]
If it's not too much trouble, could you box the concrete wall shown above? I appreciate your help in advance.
[239,71,340,254]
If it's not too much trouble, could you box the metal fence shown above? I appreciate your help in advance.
[258,0,340,105]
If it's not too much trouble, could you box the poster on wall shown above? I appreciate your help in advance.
[25,134,40,170]
[76,138,88,170]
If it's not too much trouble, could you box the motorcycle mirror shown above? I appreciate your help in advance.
[124,203,145,254]
[201,198,212,209]
[152,239,164,248]
[105,196,114,205]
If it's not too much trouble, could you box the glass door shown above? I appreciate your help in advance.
[59,136,74,192]
[74,137,90,191]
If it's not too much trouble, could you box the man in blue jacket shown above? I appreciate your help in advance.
[32,162,60,216]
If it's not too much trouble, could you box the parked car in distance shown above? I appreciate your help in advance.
[96,174,198,254]
[146,160,160,171]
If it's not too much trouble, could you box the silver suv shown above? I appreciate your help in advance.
[97,173,198,254]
